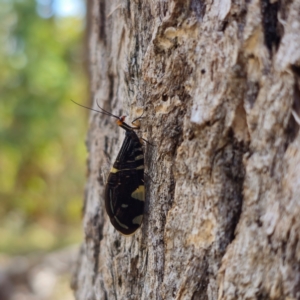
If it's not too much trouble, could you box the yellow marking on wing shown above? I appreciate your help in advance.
[121,204,128,208]
[110,167,131,173]
[131,185,145,201]
[135,154,143,160]
[110,167,119,173]
[132,215,143,225]
[136,165,144,170]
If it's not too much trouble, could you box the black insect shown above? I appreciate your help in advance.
[105,116,144,235]
[72,101,144,235]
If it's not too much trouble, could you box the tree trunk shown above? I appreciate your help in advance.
[72,0,300,299]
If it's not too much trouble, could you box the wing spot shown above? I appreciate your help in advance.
[110,167,119,173]
[121,204,128,208]
[132,215,143,225]
[131,185,145,201]
[112,168,131,173]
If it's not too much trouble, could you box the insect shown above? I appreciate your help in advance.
[72,100,145,235]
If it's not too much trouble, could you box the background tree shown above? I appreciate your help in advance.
[0,0,86,254]
[73,0,300,299]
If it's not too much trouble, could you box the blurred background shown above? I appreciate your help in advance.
[0,0,88,299]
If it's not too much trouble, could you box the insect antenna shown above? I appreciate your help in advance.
[95,99,120,119]
[71,100,120,120]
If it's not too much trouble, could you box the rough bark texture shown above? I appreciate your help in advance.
[72,0,300,299]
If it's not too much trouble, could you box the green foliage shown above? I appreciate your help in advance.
[0,0,87,254]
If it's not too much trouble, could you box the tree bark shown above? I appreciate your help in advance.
[72,0,300,299]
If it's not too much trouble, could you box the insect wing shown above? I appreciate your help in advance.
[105,131,144,235]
